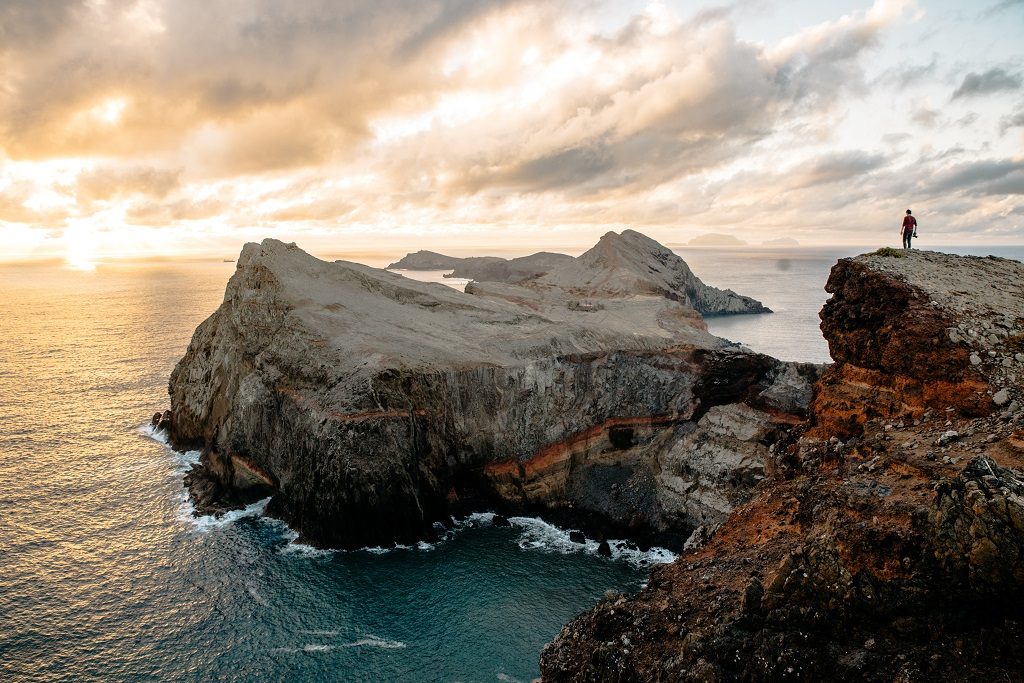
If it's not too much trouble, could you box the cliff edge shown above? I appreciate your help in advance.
[540,249,1024,681]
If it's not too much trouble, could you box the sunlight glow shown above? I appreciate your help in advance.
[64,225,98,271]
[97,98,127,125]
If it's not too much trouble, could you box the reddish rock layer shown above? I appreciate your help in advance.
[541,250,1024,682]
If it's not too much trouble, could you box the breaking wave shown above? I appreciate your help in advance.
[142,424,674,567]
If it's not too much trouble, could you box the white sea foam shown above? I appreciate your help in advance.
[275,524,337,557]
[139,423,200,472]
[341,635,407,649]
[186,497,272,532]
[458,512,676,569]
[272,634,407,654]
[142,422,674,566]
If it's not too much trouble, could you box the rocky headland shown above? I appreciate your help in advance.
[540,249,1024,681]
[159,230,803,552]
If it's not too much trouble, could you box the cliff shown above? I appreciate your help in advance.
[541,249,1024,681]
[162,231,796,550]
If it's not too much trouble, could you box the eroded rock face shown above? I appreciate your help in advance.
[166,233,798,550]
[541,250,1024,682]
[811,250,1024,438]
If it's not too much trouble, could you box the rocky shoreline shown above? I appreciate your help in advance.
[540,249,1024,681]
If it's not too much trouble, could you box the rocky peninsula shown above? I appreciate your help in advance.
[159,230,799,551]
[541,249,1024,681]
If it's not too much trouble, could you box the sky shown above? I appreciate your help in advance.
[1,0,1023,264]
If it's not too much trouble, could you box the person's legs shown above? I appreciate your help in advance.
[903,232,911,249]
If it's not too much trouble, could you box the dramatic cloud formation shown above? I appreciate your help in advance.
[0,0,1022,263]
[952,68,1023,99]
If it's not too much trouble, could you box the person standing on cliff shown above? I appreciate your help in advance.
[901,209,918,249]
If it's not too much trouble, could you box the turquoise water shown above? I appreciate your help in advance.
[0,262,652,682]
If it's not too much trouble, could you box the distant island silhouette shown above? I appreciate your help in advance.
[686,233,747,246]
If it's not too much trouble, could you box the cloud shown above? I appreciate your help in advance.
[792,151,888,188]
[0,0,547,165]
[0,0,81,51]
[76,165,182,202]
[911,107,940,127]
[7,0,1020,250]
[981,0,1024,17]
[930,159,1024,195]
[1000,105,1024,134]
[951,67,1022,99]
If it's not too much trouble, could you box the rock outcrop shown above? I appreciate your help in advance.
[163,231,795,550]
[471,230,768,317]
[386,250,488,270]
[446,251,574,283]
[387,249,574,284]
[541,249,1024,682]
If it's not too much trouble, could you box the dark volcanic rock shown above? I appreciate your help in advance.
[541,249,1024,682]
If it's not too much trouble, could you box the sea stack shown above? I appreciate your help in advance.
[163,231,807,550]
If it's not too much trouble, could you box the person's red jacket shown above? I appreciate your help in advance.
[902,215,917,234]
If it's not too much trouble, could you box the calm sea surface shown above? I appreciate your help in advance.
[1,245,1020,681]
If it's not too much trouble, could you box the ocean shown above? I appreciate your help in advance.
[2,245,1020,681]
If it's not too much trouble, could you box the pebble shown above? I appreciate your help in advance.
[993,389,1010,406]
[1016,353,1024,363]
[970,353,982,365]
[937,430,959,446]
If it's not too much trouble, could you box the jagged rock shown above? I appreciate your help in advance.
[491,514,511,527]
[486,230,770,316]
[569,530,586,544]
[542,250,1024,682]
[810,250,1024,439]
[165,232,802,549]
[151,409,172,433]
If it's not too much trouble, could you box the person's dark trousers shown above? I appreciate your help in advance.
[903,233,912,249]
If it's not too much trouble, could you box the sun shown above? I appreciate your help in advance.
[64,225,98,271]
[87,97,127,126]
